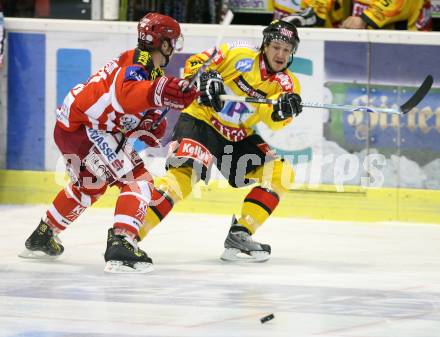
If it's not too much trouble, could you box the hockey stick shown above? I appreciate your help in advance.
[186,10,234,89]
[151,42,220,128]
[220,74,433,115]
[151,106,170,129]
[149,52,219,130]
[152,10,234,128]
[149,36,219,130]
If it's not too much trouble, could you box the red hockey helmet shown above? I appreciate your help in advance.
[137,12,183,52]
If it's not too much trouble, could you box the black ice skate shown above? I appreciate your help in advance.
[18,219,64,259]
[104,228,153,273]
[220,216,271,262]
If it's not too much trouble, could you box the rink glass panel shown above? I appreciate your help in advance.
[323,42,440,190]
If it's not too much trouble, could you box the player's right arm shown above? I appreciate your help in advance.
[300,0,349,27]
[361,0,423,29]
[115,65,199,113]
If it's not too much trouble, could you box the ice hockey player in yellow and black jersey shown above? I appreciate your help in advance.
[341,0,431,31]
[139,18,302,262]
[277,0,431,31]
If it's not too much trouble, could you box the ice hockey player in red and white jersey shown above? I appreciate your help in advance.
[18,12,199,273]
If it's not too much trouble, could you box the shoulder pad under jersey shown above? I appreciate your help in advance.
[273,71,297,92]
[227,40,259,51]
[124,66,149,82]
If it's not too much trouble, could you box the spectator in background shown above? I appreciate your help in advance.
[0,2,4,68]
[342,0,432,30]
[3,0,35,18]
[272,0,302,20]
[276,0,432,31]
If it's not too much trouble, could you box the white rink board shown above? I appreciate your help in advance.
[3,19,440,189]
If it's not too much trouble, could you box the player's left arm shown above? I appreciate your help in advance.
[116,66,198,113]
[115,66,154,114]
[360,0,414,29]
[0,7,4,68]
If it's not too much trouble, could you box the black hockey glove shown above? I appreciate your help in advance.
[283,7,325,27]
[271,93,303,122]
[197,70,226,112]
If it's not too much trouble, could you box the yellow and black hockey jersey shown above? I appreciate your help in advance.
[183,42,301,142]
[358,0,431,31]
[275,0,431,30]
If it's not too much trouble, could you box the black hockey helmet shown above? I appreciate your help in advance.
[261,19,300,54]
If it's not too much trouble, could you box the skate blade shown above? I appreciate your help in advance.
[18,249,61,260]
[104,260,154,274]
[220,248,270,263]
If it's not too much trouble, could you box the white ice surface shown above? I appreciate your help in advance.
[1,205,440,337]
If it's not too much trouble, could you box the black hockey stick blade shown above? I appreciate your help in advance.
[399,75,433,114]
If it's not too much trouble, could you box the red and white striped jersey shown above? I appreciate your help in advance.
[56,49,165,133]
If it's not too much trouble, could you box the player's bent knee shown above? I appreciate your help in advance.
[271,160,295,195]
[156,167,194,202]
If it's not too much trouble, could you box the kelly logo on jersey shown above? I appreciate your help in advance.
[235,59,254,72]
[176,138,213,167]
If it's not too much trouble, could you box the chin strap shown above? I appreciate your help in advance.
[159,51,170,67]
[159,44,174,67]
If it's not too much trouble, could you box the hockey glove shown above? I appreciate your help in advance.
[197,70,226,112]
[127,110,167,147]
[149,76,200,110]
[272,93,302,122]
[283,7,324,28]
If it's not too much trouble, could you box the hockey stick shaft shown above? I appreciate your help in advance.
[220,74,433,115]
[220,95,399,115]
[186,49,218,89]
[151,106,170,129]
[153,49,219,126]
[153,11,235,128]
[219,94,402,114]
[186,10,234,89]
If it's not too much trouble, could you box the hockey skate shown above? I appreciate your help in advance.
[220,216,271,262]
[18,219,64,259]
[104,228,154,273]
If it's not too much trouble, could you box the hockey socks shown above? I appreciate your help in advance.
[238,186,280,233]
[46,184,104,232]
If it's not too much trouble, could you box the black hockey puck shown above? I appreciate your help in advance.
[260,313,275,323]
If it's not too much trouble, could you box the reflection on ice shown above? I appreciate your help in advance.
[1,205,440,337]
